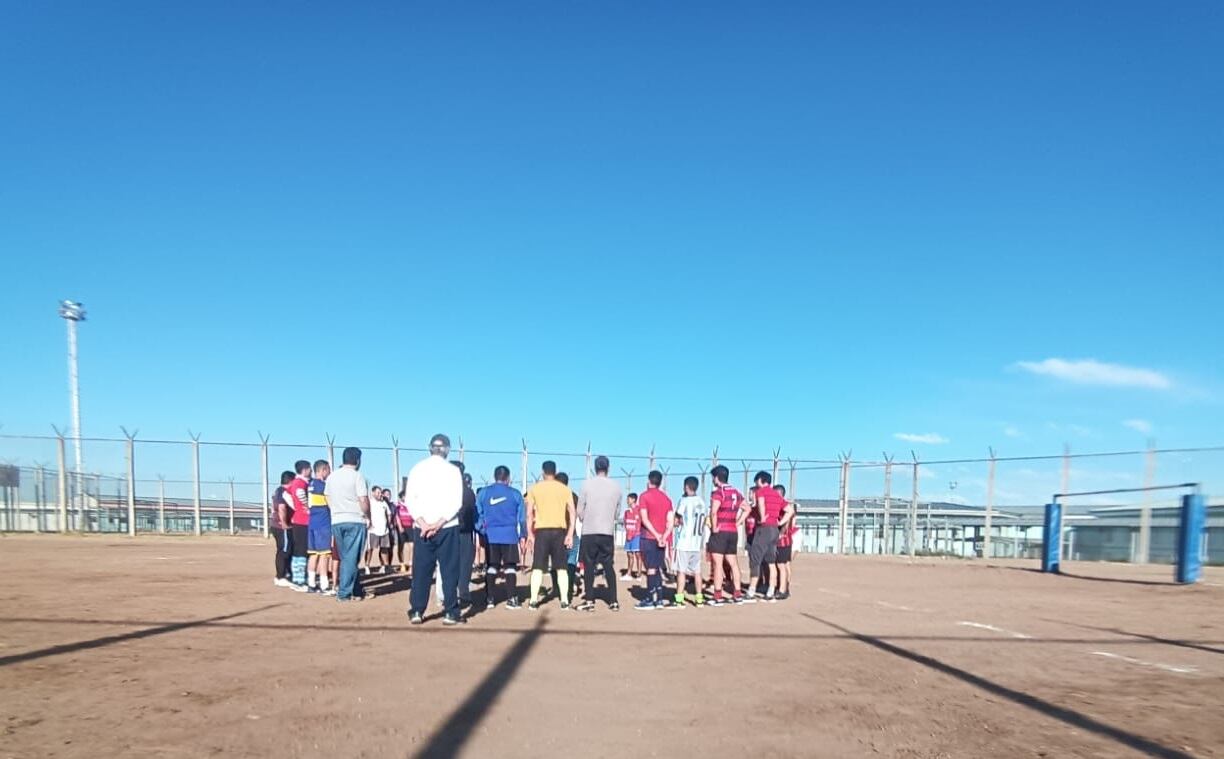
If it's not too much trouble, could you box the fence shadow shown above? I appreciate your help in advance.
[0,603,285,668]
[1054,620,1224,657]
[412,616,546,759]
[997,565,1175,587]
[801,613,1193,759]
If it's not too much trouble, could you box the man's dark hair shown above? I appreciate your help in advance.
[313,459,329,473]
[556,472,569,486]
[342,447,361,466]
[627,492,638,501]
[280,470,295,485]
[648,470,663,487]
[755,470,772,486]
[594,455,610,474]
[711,465,729,484]
[684,476,699,492]
[494,465,511,482]
[294,460,311,476]
[774,484,786,497]
[542,460,557,476]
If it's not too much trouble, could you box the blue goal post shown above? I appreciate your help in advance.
[1042,483,1204,584]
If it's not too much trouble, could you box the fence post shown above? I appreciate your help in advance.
[458,436,465,464]
[908,453,919,557]
[698,463,709,499]
[158,476,166,534]
[55,429,68,532]
[882,454,893,555]
[661,465,671,491]
[521,439,528,491]
[1138,438,1156,564]
[648,444,656,473]
[787,458,797,505]
[392,435,401,497]
[228,478,236,535]
[772,447,781,485]
[585,442,592,480]
[121,426,138,536]
[326,433,336,470]
[984,448,996,560]
[259,432,270,539]
[33,463,45,532]
[621,468,634,493]
[190,431,202,536]
[837,452,852,554]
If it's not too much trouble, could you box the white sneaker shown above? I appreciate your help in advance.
[274,578,291,588]
[290,583,309,593]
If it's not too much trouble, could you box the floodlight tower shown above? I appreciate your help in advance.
[58,300,86,480]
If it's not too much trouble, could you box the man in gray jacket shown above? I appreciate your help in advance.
[575,455,623,612]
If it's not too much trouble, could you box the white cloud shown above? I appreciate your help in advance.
[1123,419,1153,434]
[1013,358,1172,390]
[894,432,949,445]
[1003,426,1022,439]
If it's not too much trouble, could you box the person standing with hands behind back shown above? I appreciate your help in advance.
[635,470,674,610]
[405,434,465,626]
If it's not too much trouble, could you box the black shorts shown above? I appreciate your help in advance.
[641,539,666,571]
[707,531,738,555]
[776,545,793,564]
[487,543,519,570]
[531,528,568,571]
[291,525,309,558]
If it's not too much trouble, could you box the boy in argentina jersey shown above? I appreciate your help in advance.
[672,477,709,606]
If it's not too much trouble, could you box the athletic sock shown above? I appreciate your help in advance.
[529,569,543,604]
[321,574,331,591]
[675,591,685,605]
[557,571,570,604]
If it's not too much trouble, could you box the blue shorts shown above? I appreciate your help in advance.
[308,508,332,554]
[567,536,581,566]
[625,535,641,552]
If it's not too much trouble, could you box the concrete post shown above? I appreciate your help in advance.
[326,433,336,471]
[908,455,919,558]
[158,476,166,534]
[259,433,270,539]
[56,431,67,532]
[391,436,401,498]
[228,478,236,535]
[1138,439,1156,563]
[984,449,996,560]
[882,455,893,555]
[521,439,528,491]
[122,427,137,536]
[190,432,202,536]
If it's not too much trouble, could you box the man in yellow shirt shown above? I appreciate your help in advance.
[526,460,577,609]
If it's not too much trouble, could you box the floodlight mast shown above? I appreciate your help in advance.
[58,300,86,484]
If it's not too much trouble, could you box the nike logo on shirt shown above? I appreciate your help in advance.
[490,497,507,505]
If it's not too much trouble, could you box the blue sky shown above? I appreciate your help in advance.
[1,1,1221,503]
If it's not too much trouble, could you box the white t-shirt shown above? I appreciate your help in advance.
[674,495,709,552]
[369,497,390,536]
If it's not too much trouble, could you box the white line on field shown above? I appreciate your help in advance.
[877,600,922,612]
[957,621,1031,639]
[816,587,851,598]
[1090,651,1197,675]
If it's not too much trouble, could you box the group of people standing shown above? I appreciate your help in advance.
[268,434,800,625]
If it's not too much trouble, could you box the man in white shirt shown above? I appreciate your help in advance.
[324,447,371,603]
[404,433,464,626]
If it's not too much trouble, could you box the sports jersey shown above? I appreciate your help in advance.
[710,484,744,533]
[623,506,640,540]
[477,482,526,545]
[270,486,288,529]
[673,495,709,552]
[526,479,572,530]
[309,478,328,509]
[637,487,673,542]
[756,486,787,526]
[778,519,799,548]
[288,476,311,526]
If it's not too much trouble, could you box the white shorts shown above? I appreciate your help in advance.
[675,550,703,575]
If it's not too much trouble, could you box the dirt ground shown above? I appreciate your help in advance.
[1,535,1222,759]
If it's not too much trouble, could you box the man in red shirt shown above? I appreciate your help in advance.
[620,493,642,580]
[634,471,674,610]
[749,471,794,602]
[774,484,797,601]
[706,465,747,605]
[286,460,313,591]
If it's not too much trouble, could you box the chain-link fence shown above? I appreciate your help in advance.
[1,432,1220,564]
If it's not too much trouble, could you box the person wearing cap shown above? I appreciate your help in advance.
[404,434,465,626]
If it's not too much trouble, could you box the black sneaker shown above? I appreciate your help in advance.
[560,601,571,611]
[776,591,790,601]
[506,598,522,610]
[442,615,465,626]
[609,602,620,612]
[576,601,596,612]
[408,612,424,625]
[527,601,540,611]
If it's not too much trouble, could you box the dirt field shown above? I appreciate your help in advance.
[1,535,1222,759]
